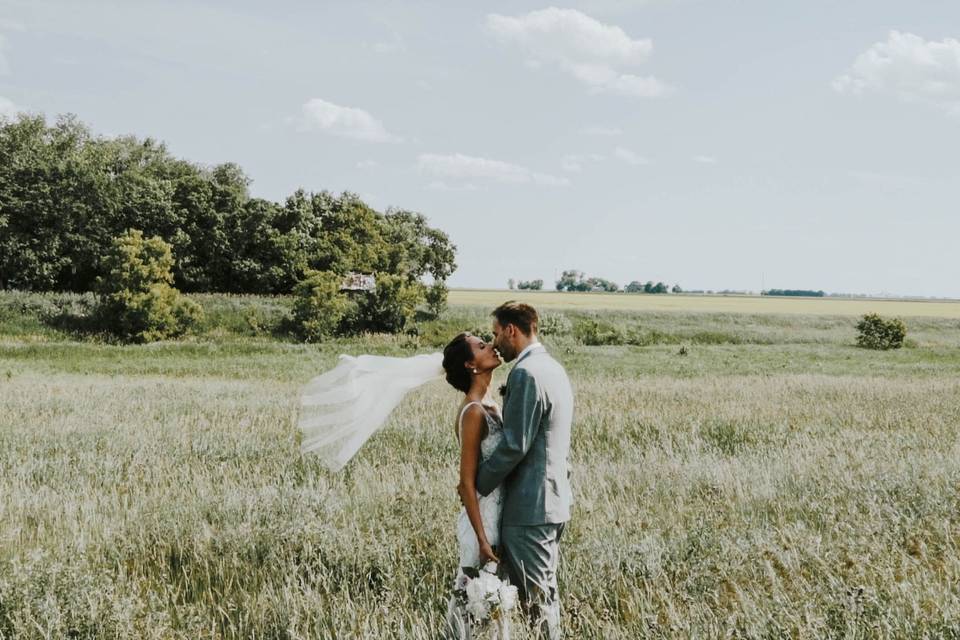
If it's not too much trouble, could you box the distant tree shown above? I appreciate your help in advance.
[625,281,645,293]
[94,230,203,343]
[556,270,588,292]
[672,284,682,293]
[763,289,826,297]
[653,281,669,294]
[643,281,655,293]
[518,279,543,290]
[585,277,619,292]
[508,278,516,290]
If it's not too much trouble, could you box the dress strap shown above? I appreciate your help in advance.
[457,401,485,429]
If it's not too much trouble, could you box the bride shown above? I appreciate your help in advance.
[297,333,514,639]
[440,332,512,639]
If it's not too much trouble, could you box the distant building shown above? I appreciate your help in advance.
[340,273,376,292]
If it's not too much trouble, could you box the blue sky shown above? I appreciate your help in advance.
[2,0,959,296]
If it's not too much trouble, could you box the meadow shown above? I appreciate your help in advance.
[1,290,960,638]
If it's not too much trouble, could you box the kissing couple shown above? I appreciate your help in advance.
[299,301,574,639]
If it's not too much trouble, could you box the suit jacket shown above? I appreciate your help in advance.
[476,344,574,525]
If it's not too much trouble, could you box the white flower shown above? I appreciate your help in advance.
[466,600,489,620]
[498,584,519,611]
[466,577,486,602]
[477,571,501,596]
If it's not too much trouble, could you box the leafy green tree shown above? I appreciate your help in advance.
[586,277,618,292]
[291,270,351,341]
[0,113,458,312]
[518,279,543,290]
[625,281,645,293]
[94,230,203,343]
[556,270,589,292]
[349,273,423,333]
[508,278,516,290]
[425,281,448,318]
[672,284,682,293]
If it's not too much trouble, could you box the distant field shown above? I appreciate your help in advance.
[450,289,960,318]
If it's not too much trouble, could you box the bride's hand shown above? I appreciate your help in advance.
[479,541,500,564]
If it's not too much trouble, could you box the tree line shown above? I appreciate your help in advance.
[0,114,456,298]
[509,270,682,294]
[762,289,825,297]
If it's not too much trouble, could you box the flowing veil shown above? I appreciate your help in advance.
[298,352,445,471]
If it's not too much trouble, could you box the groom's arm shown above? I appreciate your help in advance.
[476,368,543,496]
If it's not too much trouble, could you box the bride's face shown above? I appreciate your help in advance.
[466,335,502,373]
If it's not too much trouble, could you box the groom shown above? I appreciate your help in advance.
[477,301,574,640]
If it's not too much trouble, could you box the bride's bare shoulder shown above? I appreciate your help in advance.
[456,401,489,440]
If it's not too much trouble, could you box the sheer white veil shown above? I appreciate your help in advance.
[298,352,445,471]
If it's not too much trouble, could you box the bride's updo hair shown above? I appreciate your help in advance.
[442,332,473,394]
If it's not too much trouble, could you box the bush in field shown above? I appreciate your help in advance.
[291,270,350,341]
[573,318,624,346]
[539,312,573,337]
[856,313,907,350]
[349,273,423,334]
[95,230,203,343]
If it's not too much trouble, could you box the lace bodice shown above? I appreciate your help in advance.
[459,401,504,461]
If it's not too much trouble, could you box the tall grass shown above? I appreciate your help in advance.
[1,291,960,638]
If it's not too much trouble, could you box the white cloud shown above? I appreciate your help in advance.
[0,96,18,119]
[614,146,649,165]
[833,31,960,115]
[693,155,717,164]
[356,159,379,169]
[417,153,569,187]
[485,7,671,98]
[581,124,623,136]
[561,153,604,172]
[426,180,480,192]
[298,98,401,143]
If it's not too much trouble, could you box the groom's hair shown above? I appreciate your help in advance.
[492,301,538,336]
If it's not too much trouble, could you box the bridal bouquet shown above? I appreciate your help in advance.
[455,562,519,628]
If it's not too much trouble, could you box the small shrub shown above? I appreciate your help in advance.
[573,318,624,346]
[94,230,203,343]
[291,270,351,341]
[856,313,906,350]
[539,312,573,337]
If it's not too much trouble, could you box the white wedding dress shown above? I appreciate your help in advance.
[445,401,510,640]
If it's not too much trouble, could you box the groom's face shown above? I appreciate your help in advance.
[491,319,518,362]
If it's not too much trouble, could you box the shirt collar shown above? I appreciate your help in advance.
[515,341,543,363]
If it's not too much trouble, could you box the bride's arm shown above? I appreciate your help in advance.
[457,405,499,565]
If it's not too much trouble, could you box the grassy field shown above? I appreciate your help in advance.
[1,291,960,638]
[450,289,960,319]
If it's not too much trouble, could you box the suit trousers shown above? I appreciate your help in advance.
[501,522,566,640]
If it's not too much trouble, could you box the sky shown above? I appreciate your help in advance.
[2,0,959,297]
